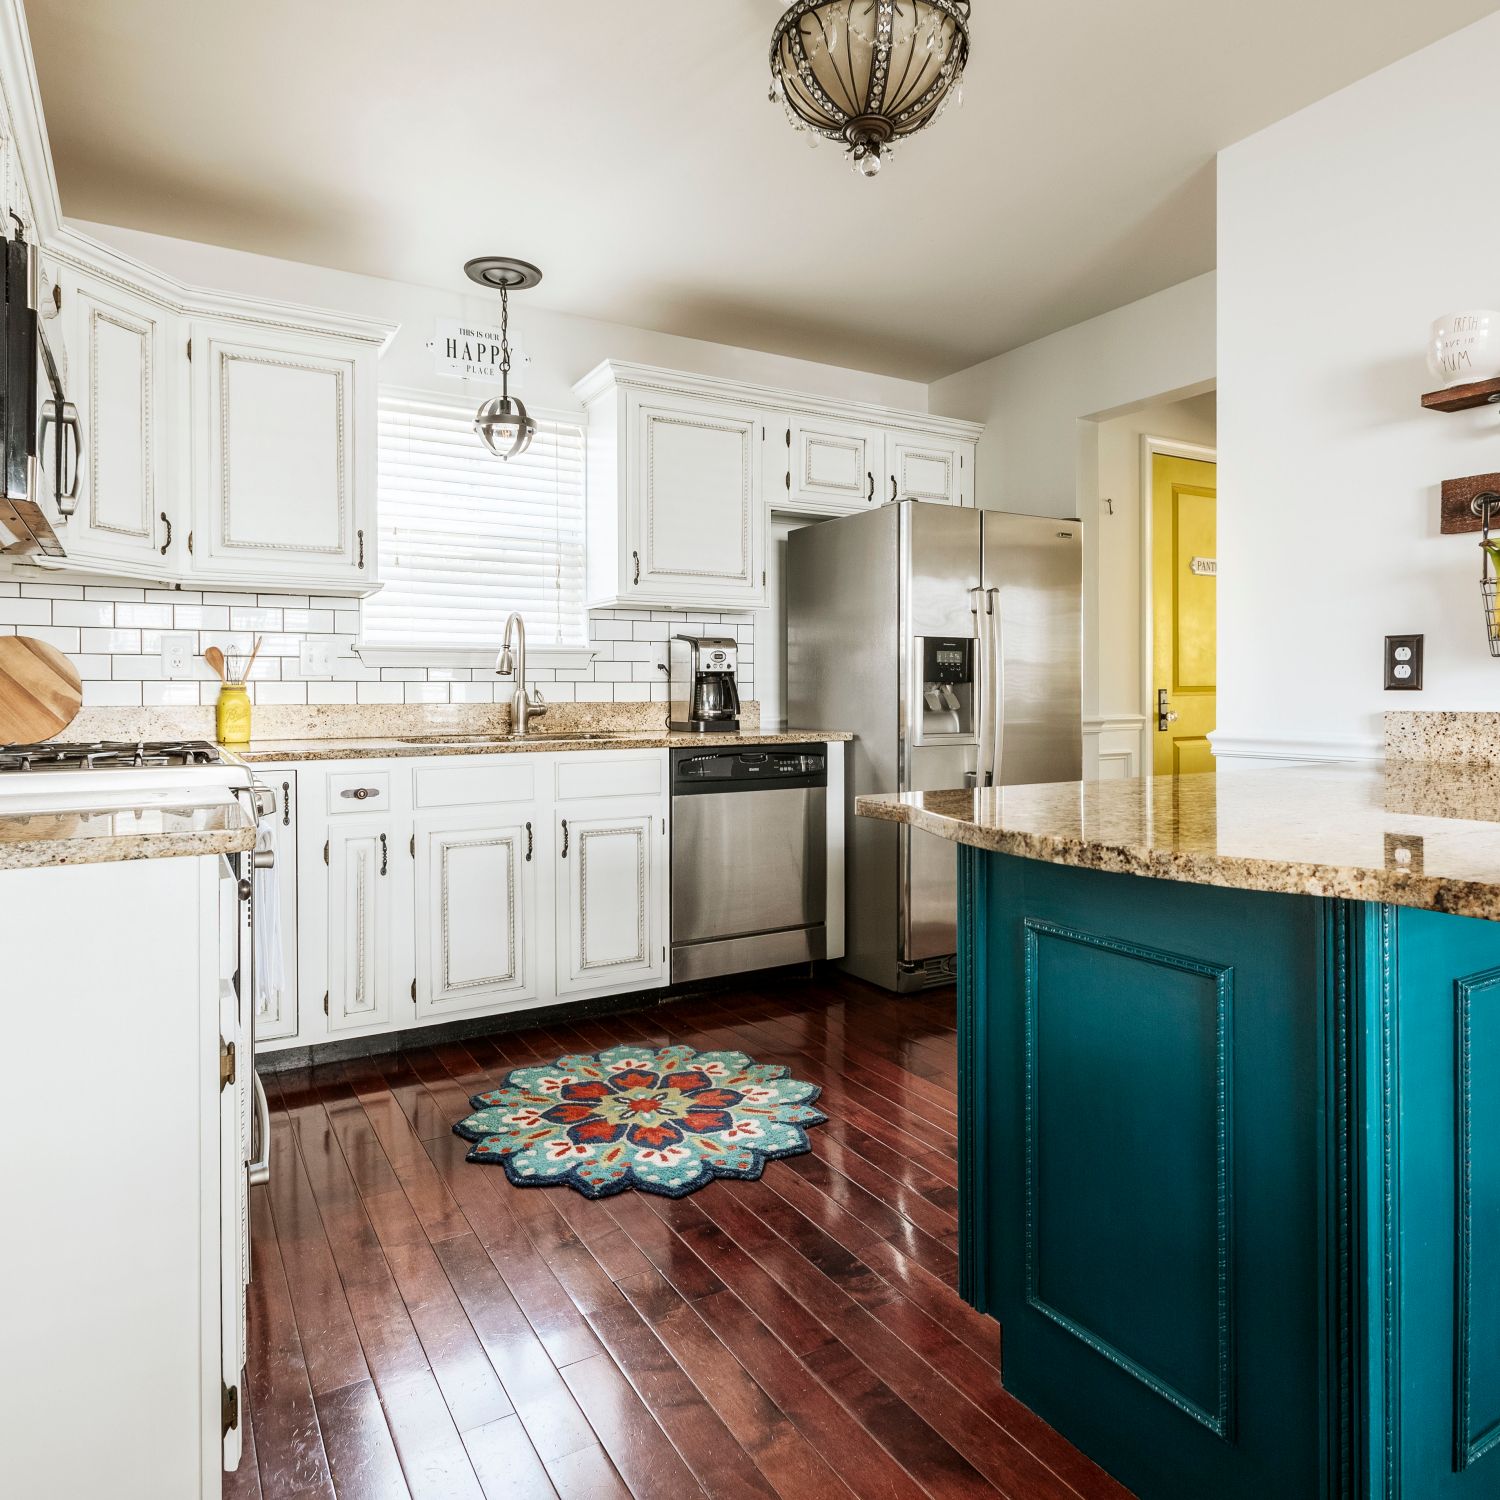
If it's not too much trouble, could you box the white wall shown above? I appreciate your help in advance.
[1216,10,1500,762]
[928,273,1216,750]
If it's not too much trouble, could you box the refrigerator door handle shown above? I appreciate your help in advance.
[988,587,1003,786]
[970,586,996,787]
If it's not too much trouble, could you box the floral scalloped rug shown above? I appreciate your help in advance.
[453,1043,826,1199]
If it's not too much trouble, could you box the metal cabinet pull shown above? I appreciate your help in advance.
[560,819,569,859]
[632,550,640,586]
[248,1071,270,1187]
[281,780,290,826]
[379,833,388,875]
[159,512,172,555]
[525,821,533,862]
[340,786,379,800]
[251,846,275,870]
[357,528,365,569]
[866,471,874,501]
[890,474,897,502]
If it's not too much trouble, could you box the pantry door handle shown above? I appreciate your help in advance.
[560,819,569,859]
[379,833,388,875]
[525,821,533,862]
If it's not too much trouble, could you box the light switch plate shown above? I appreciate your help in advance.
[160,632,194,679]
[1384,634,1423,691]
[299,639,333,677]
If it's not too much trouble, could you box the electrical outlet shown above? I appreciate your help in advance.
[160,632,194,679]
[1384,634,1423,690]
[299,639,333,677]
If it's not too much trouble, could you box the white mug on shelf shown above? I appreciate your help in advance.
[1428,309,1500,386]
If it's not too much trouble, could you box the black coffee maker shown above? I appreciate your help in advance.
[668,634,741,732]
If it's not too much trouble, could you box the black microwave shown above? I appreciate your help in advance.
[0,219,80,558]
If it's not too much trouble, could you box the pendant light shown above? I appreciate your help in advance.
[769,0,971,177]
[465,256,541,461]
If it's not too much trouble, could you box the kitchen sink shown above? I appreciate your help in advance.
[394,731,643,745]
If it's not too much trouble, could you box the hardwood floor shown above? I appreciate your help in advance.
[227,974,1133,1500]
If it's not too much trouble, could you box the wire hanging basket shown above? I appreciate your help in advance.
[1479,491,1500,657]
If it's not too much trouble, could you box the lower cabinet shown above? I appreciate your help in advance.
[556,803,667,995]
[267,750,669,1051]
[326,817,412,1035]
[414,806,541,1020]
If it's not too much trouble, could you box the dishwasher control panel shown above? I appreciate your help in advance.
[671,744,828,793]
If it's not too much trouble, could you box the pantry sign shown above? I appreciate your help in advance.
[431,318,514,381]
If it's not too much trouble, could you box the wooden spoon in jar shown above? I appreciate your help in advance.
[204,646,226,681]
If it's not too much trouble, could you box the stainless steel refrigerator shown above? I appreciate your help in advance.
[787,500,1082,991]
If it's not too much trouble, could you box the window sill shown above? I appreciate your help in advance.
[356,644,597,671]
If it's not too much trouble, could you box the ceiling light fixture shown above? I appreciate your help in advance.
[769,0,970,177]
[465,255,541,461]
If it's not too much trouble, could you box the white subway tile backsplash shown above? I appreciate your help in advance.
[2,588,757,716]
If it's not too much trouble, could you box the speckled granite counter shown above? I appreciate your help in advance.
[858,761,1500,918]
[233,728,852,763]
[0,801,257,871]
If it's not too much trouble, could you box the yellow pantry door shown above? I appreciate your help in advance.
[1151,452,1217,775]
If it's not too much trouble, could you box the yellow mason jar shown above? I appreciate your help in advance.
[215,684,252,745]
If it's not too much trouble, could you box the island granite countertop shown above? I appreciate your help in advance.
[0,800,258,872]
[857,760,1500,919]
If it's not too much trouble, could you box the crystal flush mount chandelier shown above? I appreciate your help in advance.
[465,255,541,461]
[769,0,970,177]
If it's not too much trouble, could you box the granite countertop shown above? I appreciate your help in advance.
[858,761,1500,919]
[0,801,258,872]
[233,728,853,764]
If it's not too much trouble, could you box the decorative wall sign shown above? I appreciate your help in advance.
[1190,557,1218,576]
[430,318,528,382]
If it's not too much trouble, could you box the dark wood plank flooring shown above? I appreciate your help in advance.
[228,974,1133,1500]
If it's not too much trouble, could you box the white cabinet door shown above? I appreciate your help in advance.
[778,413,884,514]
[62,266,177,567]
[254,769,299,1043]
[556,803,665,996]
[628,392,765,608]
[190,319,373,588]
[414,807,540,1020]
[326,818,408,1034]
[886,431,973,507]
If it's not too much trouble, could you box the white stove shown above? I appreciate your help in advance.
[0,739,264,816]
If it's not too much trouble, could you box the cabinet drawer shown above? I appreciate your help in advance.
[415,760,536,809]
[326,770,391,813]
[554,753,664,803]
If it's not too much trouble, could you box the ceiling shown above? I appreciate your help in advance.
[24,0,1500,381]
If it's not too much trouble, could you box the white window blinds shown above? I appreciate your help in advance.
[362,394,586,649]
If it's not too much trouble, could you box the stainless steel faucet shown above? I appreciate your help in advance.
[496,611,547,735]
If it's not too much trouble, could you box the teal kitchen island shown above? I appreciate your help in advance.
[859,762,1500,1500]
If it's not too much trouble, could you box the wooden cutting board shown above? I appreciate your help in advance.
[0,635,83,744]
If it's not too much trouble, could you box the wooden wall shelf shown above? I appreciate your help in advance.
[1441,472,1500,534]
[1421,376,1500,412]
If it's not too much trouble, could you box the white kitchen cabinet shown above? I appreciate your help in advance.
[189,318,374,588]
[414,805,541,1020]
[59,263,178,568]
[556,801,666,996]
[772,412,886,515]
[253,767,299,1042]
[886,430,974,507]
[325,816,410,1035]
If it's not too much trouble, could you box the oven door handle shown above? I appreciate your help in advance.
[247,1070,270,1187]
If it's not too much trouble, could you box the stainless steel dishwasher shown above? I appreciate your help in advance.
[670,744,828,982]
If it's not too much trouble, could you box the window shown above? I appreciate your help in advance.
[361,393,586,650]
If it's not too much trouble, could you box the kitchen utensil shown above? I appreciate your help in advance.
[204,646,226,681]
[0,634,83,743]
[243,636,263,680]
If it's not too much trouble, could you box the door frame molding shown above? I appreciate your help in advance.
[1139,435,1217,775]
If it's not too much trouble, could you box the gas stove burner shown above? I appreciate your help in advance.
[0,739,226,773]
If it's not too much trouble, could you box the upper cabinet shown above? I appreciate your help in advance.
[576,363,982,608]
[189,320,374,589]
[59,262,176,570]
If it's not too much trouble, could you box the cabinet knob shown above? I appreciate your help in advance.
[340,786,378,800]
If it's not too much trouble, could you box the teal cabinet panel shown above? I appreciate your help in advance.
[1380,906,1500,1496]
[971,853,1331,1500]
